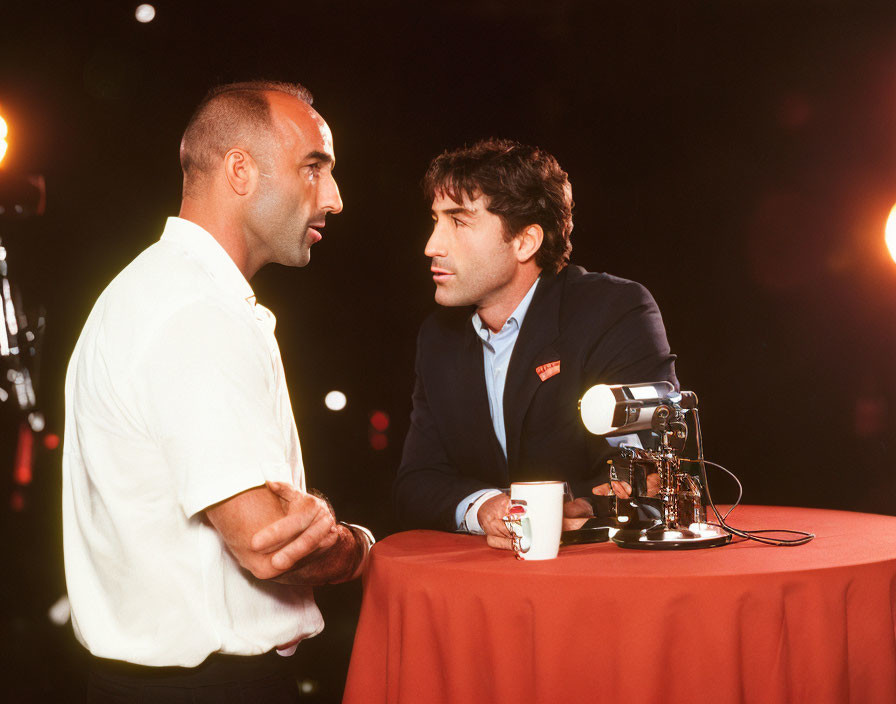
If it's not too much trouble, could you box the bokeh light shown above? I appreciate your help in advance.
[135,4,156,23]
[370,410,390,432]
[298,680,319,695]
[14,424,33,485]
[324,390,347,411]
[885,203,896,265]
[47,595,71,627]
[369,432,388,451]
[0,114,8,166]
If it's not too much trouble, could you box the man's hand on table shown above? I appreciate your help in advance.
[560,497,595,531]
[562,473,663,531]
[478,493,514,550]
[592,472,660,500]
[480,494,605,548]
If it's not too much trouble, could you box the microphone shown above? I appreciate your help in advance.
[579,382,694,436]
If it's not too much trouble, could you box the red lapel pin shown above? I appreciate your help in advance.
[535,360,560,381]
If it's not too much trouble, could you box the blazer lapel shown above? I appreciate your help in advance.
[503,271,565,473]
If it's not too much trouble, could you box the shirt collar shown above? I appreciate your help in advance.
[159,217,257,308]
[472,277,540,340]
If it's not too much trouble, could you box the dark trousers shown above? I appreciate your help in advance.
[87,650,301,703]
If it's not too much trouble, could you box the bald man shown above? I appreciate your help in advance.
[62,81,372,703]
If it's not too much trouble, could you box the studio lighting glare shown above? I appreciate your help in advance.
[0,115,8,167]
[135,4,156,23]
[885,203,896,265]
[324,390,347,411]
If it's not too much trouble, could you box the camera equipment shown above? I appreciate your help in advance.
[578,382,731,550]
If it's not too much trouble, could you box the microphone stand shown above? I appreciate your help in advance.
[609,401,731,550]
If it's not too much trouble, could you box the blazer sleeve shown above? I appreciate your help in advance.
[584,280,678,389]
[572,280,679,499]
[392,329,495,530]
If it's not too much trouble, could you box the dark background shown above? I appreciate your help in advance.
[2,0,896,700]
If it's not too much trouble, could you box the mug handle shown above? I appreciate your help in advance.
[503,499,531,558]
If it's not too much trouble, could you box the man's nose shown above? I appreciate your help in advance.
[424,223,447,258]
[322,174,343,215]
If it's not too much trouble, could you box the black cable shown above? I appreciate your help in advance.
[680,459,743,520]
[692,409,815,547]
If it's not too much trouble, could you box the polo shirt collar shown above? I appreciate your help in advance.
[160,217,257,308]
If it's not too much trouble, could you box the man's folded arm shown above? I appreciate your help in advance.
[205,481,371,585]
[269,522,374,586]
[136,304,366,585]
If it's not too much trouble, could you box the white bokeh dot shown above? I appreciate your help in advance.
[324,390,347,411]
[135,4,156,23]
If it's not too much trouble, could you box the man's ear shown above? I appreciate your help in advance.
[514,224,544,263]
[223,148,258,196]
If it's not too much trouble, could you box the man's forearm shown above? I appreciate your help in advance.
[271,523,369,586]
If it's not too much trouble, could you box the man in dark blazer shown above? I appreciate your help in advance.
[393,138,677,550]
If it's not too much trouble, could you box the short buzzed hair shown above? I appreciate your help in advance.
[180,80,313,194]
[423,138,573,274]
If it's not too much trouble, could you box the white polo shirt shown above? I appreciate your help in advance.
[62,217,323,667]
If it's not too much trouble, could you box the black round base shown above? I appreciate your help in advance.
[612,525,732,550]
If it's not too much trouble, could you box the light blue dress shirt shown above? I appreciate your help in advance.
[455,279,540,531]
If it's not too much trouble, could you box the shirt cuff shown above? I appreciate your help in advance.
[456,489,504,534]
[343,523,375,581]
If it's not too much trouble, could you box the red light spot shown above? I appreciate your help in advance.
[14,423,33,485]
[369,433,388,451]
[10,490,24,512]
[14,464,31,485]
[370,411,390,432]
[43,433,60,450]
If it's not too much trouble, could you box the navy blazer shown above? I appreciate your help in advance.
[393,265,678,530]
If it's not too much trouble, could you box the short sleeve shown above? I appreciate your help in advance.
[134,299,291,518]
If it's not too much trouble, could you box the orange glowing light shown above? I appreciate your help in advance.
[887,204,896,265]
[0,114,7,166]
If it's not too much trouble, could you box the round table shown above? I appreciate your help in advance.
[343,506,896,704]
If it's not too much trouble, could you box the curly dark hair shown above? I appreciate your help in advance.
[422,138,573,274]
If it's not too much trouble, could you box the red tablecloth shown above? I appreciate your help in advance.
[343,506,896,704]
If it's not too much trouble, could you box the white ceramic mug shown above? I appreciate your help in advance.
[504,481,565,560]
